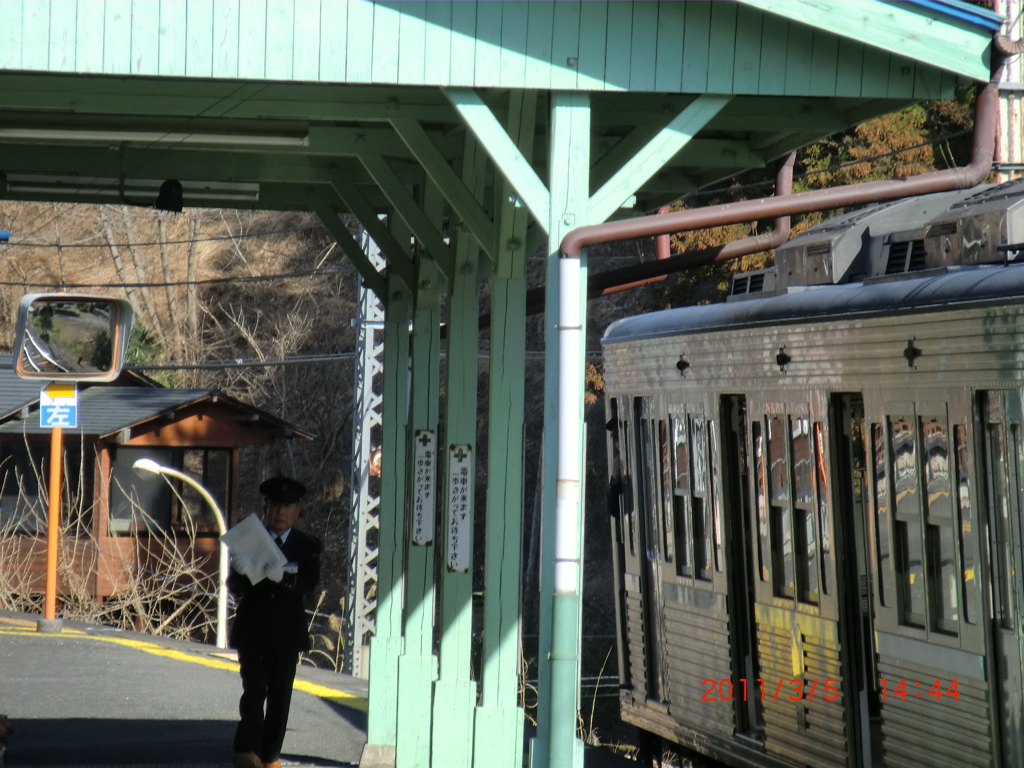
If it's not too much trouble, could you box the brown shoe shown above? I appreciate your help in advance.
[234,753,262,768]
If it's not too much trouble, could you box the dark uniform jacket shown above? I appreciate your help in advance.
[228,527,322,654]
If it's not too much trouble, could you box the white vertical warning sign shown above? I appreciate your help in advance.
[412,430,436,545]
[447,444,473,572]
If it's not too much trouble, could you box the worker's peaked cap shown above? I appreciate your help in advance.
[259,476,306,504]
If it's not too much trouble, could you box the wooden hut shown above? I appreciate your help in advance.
[0,358,311,601]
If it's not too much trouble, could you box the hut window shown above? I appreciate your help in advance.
[110,447,174,533]
[0,442,48,533]
[173,448,231,534]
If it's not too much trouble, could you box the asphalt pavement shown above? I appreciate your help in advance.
[0,611,367,767]
[0,611,641,768]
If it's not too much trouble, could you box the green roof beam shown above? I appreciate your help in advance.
[310,198,388,301]
[588,95,732,223]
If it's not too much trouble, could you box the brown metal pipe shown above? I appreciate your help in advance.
[560,81,998,258]
[588,152,795,297]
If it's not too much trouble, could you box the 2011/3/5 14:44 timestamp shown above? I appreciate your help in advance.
[881,678,960,700]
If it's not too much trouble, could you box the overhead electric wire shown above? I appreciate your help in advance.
[664,127,976,212]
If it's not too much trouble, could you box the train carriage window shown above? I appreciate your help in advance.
[767,415,795,598]
[659,421,674,564]
[814,423,832,596]
[793,417,819,604]
[921,417,958,634]
[953,425,977,625]
[621,420,637,558]
[710,420,724,572]
[891,416,926,628]
[873,424,891,607]
[637,409,661,561]
[691,416,712,580]
[753,421,770,582]
[983,406,1015,630]
[672,415,693,577]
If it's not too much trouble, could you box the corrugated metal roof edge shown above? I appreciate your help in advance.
[602,266,1024,344]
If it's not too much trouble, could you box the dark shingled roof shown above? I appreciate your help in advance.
[0,355,312,439]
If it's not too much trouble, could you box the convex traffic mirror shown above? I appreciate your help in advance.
[14,293,135,382]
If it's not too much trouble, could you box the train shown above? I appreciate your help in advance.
[600,178,1024,768]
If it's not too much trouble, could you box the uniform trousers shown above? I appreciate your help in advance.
[233,645,299,762]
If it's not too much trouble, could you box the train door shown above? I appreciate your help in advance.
[611,395,655,706]
[721,394,765,742]
[866,390,994,767]
[634,395,669,704]
[746,391,847,768]
[831,393,876,768]
[979,390,1024,766]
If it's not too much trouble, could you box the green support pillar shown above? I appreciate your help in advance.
[396,249,443,768]
[432,136,487,767]
[534,91,590,768]
[474,89,536,768]
[364,273,411,768]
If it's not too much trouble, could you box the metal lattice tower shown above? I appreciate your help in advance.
[344,229,385,678]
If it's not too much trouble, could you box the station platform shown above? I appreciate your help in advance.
[0,611,640,768]
[0,611,368,767]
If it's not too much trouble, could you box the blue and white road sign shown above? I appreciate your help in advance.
[40,382,77,429]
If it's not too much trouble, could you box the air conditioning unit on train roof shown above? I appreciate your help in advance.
[773,190,966,288]
[918,177,1024,269]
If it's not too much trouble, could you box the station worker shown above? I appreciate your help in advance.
[229,475,321,768]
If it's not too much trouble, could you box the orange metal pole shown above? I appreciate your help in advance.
[44,426,63,621]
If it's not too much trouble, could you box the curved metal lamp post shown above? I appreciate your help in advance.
[131,458,230,649]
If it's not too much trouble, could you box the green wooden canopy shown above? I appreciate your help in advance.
[0,2,1001,768]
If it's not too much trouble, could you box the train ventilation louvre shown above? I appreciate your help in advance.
[884,240,928,274]
[731,275,750,296]
[729,268,776,299]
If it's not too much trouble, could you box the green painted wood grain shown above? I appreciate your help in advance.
[293,0,321,81]
[237,0,266,78]
[318,0,347,81]
[809,29,839,97]
[834,36,864,97]
[0,0,23,70]
[524,0,554,89]
[104,0,131,73]
[372,2,400,83]
[860,45,890,98]
[783,19,812,96]
[474,0,502,88]
[130,0,159,74]
[629,0,658,92]
[397,1,426,86]
[550,0,581,90]
[22,0,48,70]
[604,1,632,91]
[265,0,294,79]
[499,1,528,89]
[185,0,213,77]
[346,0,373,83]
[706,1,736,94]
[423,0,451,85]
[739,0,990,81]
[757,10,786,95]
[654,0,683,93]
[681,1,710,94]
[212,0,239,78]
[576,0,607,92]
[449,0,477,86]
[48,0,76,71]
[732,3,761,94]
[77,0,105,72]
[912,62,942,100]
[887,53,915,99]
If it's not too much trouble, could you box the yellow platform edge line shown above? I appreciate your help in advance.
[0,626,368,713]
